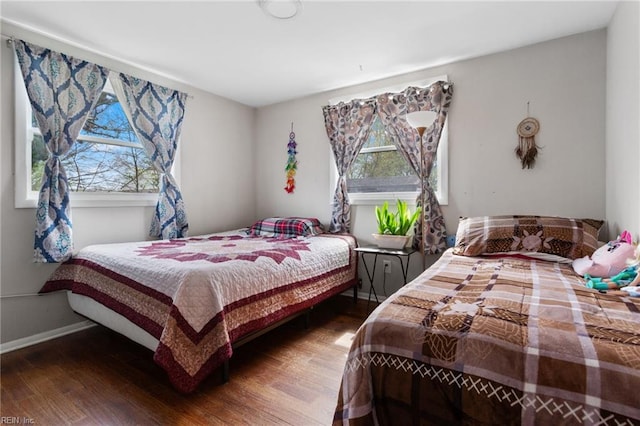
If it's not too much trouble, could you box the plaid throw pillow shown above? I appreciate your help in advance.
[248,217,325,238]
[453,215,604,260]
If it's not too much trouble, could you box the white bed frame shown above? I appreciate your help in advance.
[68,292,159,351]
[68,286,349,382]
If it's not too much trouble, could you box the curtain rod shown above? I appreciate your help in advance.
[1,22,194,99]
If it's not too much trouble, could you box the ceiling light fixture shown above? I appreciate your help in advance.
[258,0,303,20]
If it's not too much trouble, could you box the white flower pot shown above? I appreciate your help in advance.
[372,234,410,249]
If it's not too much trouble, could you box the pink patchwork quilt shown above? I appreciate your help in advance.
[41,230,357,393]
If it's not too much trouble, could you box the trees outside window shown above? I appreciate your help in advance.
[346,116,439,194]
[29,77,159,194]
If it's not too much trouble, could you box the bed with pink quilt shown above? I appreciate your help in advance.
[40,218,357,393]
[334,216,640,425]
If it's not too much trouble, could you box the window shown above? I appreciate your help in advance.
[15,67,168,208]
[329,76,449,206]
[347,115,444,193]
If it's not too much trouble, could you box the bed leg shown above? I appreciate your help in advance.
[222,359,230,383]
[304,310,311,329]
[353,283,358,303]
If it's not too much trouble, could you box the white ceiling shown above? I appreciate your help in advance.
[0,1,619,107]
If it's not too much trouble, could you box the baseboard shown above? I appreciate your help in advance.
[1,291,379,355]
[0,320,96,355]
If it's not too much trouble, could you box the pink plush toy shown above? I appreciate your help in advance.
[572,231,636,278]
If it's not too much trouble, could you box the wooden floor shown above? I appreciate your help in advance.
[0,296,370,425]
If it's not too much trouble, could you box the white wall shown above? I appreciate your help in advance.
[605,1,640,240]
[256,30,607,295]
[0,23,256,345]
[0,24,616,346]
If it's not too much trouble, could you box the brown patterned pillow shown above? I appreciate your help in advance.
[452,215,604,260]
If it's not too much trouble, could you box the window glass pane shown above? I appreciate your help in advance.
[347,116,439,194]
[428,159,439,190]
[62,141,159,193]
[81,92,138,143]
[31,133,46,191]
[29,82,159,194]
[361,116,393,149]
[347,150,419,193]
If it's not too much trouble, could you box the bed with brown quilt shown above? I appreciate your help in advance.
[334,215,640,425]
[40,217,358,393]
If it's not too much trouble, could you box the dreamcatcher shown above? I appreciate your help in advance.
[284,123,297,193]
[515,103,541,169]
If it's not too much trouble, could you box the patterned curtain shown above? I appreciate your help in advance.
[14,40,108,262]
[322,99,377,233]
[118,73,189,239]
[376,81,454,254]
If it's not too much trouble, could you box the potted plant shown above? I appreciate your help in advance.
[373,200,420,249]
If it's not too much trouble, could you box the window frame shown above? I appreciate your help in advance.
[328,75,449,206]
[14,62,179,209]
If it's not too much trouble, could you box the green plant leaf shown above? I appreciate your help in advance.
[375,201,392,234]
[375,199,419,236]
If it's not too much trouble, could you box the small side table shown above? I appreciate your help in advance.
[354,245,417,309]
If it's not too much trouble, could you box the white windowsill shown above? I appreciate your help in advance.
[17,191,158,209]
[346,191,448,206]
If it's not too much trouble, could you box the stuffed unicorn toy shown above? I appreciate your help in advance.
[572,230,636,278]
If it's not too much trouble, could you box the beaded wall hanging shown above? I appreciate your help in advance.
[284,123,297,193]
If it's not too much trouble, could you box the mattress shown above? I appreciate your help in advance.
[334,249,640,424]
[42,229,358,392]
[68,292,158,351]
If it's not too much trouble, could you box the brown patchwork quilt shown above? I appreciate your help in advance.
[334,250,640,425]
[41,230,357,393]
